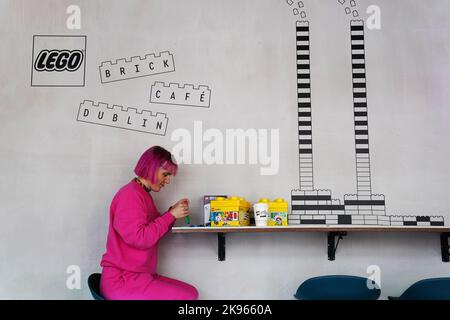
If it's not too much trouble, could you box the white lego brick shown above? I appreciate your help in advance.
[390,216,404,222]
[372,212,387,216]
[431,216,444,222]
[291,190,305,196]
[150,82,211,108]
[99,51,175,83]
[303,190,319,196]
[417,222,431,227]
[77,100,168,136]
[344,194,358,201]
[296,21,309,27]
[318,189,332,196]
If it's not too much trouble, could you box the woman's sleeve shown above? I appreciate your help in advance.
[112,191,176,250]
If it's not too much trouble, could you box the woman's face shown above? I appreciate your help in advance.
[150,167,173,192]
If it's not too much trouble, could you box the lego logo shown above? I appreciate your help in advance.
[34,49,83,72]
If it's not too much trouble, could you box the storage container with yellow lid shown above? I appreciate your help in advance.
[268,198,289,226]
[210,196,251,227]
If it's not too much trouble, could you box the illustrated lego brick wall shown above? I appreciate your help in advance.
[1,0,449,299]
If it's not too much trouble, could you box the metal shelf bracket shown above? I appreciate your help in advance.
[327,231,347,261]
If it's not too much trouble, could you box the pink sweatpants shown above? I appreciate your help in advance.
[100,267,198,300]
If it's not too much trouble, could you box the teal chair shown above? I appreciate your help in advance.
[87,273,106,300]
[388,278,450,300]
[294,275,381,300]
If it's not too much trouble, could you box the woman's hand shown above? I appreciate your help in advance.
[169,198,190,219]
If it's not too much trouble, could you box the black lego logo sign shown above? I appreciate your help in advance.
[34,49,84,72]
[31,35,86,87]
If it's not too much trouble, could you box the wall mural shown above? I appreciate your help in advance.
[76,100,168,136]
[288,18,445,226]
[98,51,175,84]
[29,0,445,226]
[286,0,307,18]
[31,35,86,87]
[150,82,211,108]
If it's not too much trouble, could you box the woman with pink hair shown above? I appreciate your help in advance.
[100,146,198,300]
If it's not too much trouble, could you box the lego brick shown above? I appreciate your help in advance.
[390,216,404,222]
[338,215,352,224]
[301,220,326,225]
[99,51,175,83]
[417,222,431,227]
[431,216,445,223]
[150,81,211,108]
[77,100,168,136]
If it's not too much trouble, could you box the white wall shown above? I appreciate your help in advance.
[1,0,449,299]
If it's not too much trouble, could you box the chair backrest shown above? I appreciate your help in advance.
[87,273,105,300]
[394,277,450,300]
[294,275,381,300]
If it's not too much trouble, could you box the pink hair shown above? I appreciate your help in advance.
[134,146,178,184]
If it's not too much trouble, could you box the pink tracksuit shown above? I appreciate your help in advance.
[100,179,198,300]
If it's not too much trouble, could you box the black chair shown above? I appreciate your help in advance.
[87,273,106,300]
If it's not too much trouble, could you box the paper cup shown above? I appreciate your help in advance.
[253,203,269,227]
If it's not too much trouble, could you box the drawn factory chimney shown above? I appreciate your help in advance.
[289,20,444,227]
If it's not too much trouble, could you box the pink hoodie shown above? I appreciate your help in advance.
[100,179,176,274]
